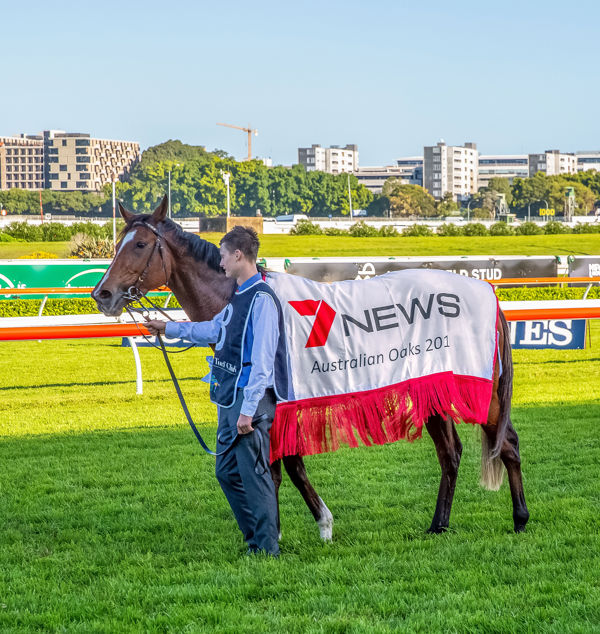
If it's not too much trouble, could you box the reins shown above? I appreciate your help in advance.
[122,220,255,457]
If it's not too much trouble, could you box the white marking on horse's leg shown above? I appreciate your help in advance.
[317,497,333,541]
[278,531,282,541]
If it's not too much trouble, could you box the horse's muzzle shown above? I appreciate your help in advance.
[91,286,127,317]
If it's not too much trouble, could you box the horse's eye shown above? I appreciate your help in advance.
[136,241,147,249]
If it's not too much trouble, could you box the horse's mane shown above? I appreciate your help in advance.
[121,215,223,273]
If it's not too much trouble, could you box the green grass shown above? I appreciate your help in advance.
[0,324,598,632]
[0,233,599,261]
[204,233,600,257]
[0,241,71,259]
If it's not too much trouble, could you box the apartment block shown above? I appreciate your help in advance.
[44,131,140,191]
[0,135,44,190]
[423,141,478,201]
[576,151,600,172]
[478,155,529,188]
[354,166,407,194]
[298,144,358,174]
[1,130,140,192]
[528,149,577,177]
[395,156,424,186]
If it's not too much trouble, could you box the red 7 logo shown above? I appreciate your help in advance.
[288,299,337,348]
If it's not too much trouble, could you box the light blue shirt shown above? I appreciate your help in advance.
[165,277,280,417]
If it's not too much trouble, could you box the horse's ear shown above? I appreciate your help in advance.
[150,195,169,224]
[118,202,136,223]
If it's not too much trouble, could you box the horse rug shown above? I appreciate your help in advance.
[266,269,499,462]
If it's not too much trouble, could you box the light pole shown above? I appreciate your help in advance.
[541,199,549,222]
[347,173,354,219]
[167,163,180,219]
[467,199,472,222]
[221,171,231,217]
[112,175,117,254]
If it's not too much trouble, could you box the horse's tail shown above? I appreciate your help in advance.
[480,309,511,491]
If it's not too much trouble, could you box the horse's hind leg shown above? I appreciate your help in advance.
[482,420,529,532]
[282,454,333,541]
[425,414,463,533]
[269,459,283,540]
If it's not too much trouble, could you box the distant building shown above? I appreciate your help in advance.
[44,131,140,191]
[528,149,577,177]
[478,155,529,189]
[576,151,600,172]
[395,156,424,186]
[298,144,358,174]
[1,130,140,192]
[0,134,44,190]
[423,141,478,201]
[354,166,407,194]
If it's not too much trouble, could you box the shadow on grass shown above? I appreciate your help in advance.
[0,376,201,391]
[516,357,600,366]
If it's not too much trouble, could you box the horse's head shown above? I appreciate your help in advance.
[92,196,173,316]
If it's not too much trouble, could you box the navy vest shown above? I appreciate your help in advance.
[209,278,289,408]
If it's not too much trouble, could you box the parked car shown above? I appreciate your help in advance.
[275,214,309,223]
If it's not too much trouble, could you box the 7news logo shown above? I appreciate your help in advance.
[289,292,461,349]
[288,299,336,348]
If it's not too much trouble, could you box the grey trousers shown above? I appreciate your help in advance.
[215,388,279,556]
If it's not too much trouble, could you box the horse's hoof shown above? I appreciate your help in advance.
[514,522,528,533]
[317,498,333,541]
[427,524,448,534]
[513,511,530,533]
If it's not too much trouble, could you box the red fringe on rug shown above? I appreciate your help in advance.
[269,372,493,462]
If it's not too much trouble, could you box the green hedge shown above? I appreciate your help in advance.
[291,219,600,237]
[495,287,600,301]
[0,288,597,317]
[0,221,123,243]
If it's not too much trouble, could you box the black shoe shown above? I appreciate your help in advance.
[245,547,279,558]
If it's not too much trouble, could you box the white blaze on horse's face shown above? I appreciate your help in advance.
[116,228,138,256]
[95,229,138,292]
[92,226,159,316]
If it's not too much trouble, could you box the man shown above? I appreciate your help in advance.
[147,226,288,557]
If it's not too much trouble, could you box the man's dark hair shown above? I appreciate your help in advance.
[220,225,260,261]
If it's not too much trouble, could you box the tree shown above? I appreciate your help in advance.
[511,172,596,215]
[487,177,513,206]
[436,192,460,216]
[382,180,437,217]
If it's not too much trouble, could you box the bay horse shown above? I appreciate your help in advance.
[92,197,529,539]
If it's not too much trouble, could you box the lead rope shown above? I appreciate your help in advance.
[155,332,258,456]
[125,292,260,457]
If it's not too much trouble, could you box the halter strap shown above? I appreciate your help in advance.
[125,221,169,294]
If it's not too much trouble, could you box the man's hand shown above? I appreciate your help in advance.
[146,319,166,336]
[237,413,254,435]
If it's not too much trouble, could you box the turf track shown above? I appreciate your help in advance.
[0,232,600,259]
[0,321,598,632]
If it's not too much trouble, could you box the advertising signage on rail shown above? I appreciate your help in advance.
[568,256,600,285]
[509,319,587,349]
[284,256,558,284]
[0,260,110,298]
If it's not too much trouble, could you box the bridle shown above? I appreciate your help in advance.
[122,220,170,305]
[118,219,256,457]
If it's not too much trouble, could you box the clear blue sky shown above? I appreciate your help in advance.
[2,0,598,165]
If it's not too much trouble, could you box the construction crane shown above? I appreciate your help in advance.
[216,122,258,161]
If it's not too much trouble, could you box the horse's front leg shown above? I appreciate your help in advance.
[282,454,333,541]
